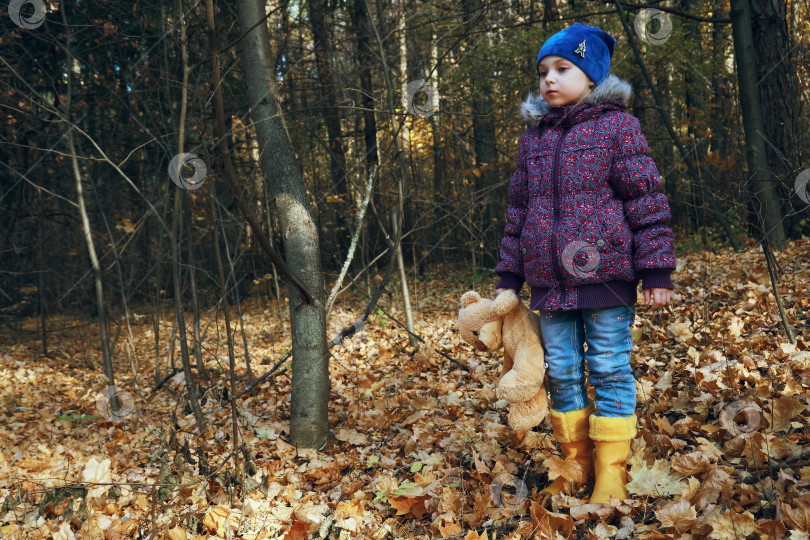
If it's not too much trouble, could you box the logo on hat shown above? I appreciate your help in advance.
[574,39,586,58]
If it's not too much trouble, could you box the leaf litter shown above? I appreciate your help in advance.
[0,237,808,538]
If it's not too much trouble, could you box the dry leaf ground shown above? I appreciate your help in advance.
[0,237,809,539]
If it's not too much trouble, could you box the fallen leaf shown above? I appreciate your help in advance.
[627,459,682,496]
[783,499,810,532]
[655,497,697,533]
[709,509,756,539]
[671,451,713,476]
[335,428,369,445]
[388,495,429,518]
[764,397,804,432]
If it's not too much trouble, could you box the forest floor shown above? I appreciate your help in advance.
[1,237,810,540]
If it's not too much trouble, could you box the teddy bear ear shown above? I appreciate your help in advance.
[461,291,481,308]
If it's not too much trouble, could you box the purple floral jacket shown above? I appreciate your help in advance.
[495,74,676,311]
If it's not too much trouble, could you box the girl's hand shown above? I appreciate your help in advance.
[495,288,515,296]
[642,288,673,311]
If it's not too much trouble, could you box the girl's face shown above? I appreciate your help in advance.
[538,55,594,107]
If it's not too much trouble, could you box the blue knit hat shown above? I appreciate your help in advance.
[536,23,616,85]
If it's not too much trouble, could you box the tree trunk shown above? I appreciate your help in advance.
[62,29,115,395]
[464,0,498,264]
[614,0,741,251]
[170,189,207,431]
[349,0,379,175]
[392,206,417,348]
[306,0,347,197]
[542,0,558,27]
[729,0,786,249]
[750,0,799,233]
[236,0,329,448]
[679,0,705,233]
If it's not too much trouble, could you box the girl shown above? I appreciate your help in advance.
[494,22,675,504]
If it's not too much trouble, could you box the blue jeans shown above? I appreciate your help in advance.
[538,305,636,417]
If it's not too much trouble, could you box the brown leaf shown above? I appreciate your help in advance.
[667,321,693,343]
[709,509,756,539]
[438,487,462,514]
[782,499,810,532]
[755,519,789,538]
[722,435,746,458]
[542,453,584,483]
[762,433,803,460]
[655,498,697,533]
[282,521,308,540]
[671,451,712,476]
[692,466,732,510]
[388,495,430,519]
[334,428,369,445]
[764,397,804,432]
[437,519,462,538]
[105,519,138,540]
[530,501,574,537]
[569,503,616,522]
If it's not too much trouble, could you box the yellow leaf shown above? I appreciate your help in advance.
[203,505,230,536]
[438,519,462,538]
[626,459,682,496]
[667,321,693,343]
[166,526,187,540]
[709,509,756,539]
[115,218,136,234]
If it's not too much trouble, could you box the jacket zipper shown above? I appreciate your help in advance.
[550,125,574,288]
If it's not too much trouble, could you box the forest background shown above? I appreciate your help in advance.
[1,0,810,538]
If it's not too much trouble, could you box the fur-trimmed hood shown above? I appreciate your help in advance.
[520,73,633,126]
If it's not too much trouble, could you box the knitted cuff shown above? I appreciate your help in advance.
[640,270,673,290]
[589,414,638,442]
[495,271,525,292]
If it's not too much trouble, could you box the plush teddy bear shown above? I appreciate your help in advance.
[457,290,548,432]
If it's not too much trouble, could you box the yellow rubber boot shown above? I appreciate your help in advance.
[589,414,637,504]
[540,400,595,496]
